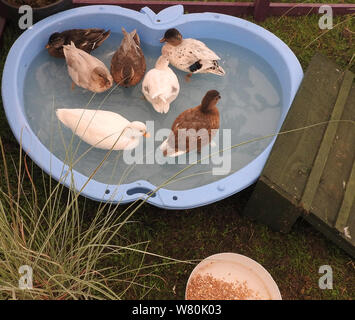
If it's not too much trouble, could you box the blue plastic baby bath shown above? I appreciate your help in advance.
[2,5,303,209]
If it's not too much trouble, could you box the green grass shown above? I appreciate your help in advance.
[0,9,354,300]
[259,14,354,73]
[170,0,355,3]
[270,0,355,4]
[174,0,355,4]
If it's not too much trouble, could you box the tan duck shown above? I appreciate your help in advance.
[46,28,110,58]
[63,42,113,93]
[160,90,221,157]
[110,27,146,87]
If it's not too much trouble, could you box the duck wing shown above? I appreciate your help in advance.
[64,45,88,85]
[164,107,216,154]
[142,69,179,113]
[183,39,221,61]
[110,49,121,70]
[63,28,111,52]
[56,109,130,150]
[143,69,179,100]
[64,43,107,88]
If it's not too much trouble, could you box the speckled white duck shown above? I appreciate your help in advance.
[160,28,225,81]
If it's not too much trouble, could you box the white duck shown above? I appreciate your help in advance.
[142,55,180,113]
[160,28,225,81]
[63,42,113,93]
[56,109,150,150]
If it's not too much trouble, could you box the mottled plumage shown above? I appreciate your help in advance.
[160,28,225,79]
[46,28,110,58]
[110,27,146,87]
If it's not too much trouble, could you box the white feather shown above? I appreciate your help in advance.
[159,136,216,157]
[56,109,145,150]
[162,38,225,75]
[142,56,180,114]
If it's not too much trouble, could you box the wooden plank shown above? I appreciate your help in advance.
[301,70,354,212]
[262,53,343,204]
[333,83,355,239]
[311,84,355,230]
[254,0,270,22]
[346,199,355,248]
[243,175,301,233]
[244,54,355,256]
[244,54,344,232]
[303,212,355,258]
[72,1,355,17]
[336,161,355,234]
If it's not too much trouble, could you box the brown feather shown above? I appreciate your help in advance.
[110,29,146,87]
[166,101,220,155]
[46,28,110,58]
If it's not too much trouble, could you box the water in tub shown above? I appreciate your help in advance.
[24,32,283,191]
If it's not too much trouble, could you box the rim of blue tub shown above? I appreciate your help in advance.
[2,5,303,209]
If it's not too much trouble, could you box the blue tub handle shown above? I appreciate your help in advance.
[140,5,184,25]
[120,180,165,207]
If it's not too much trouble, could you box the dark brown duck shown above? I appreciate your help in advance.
[160,90,221,157]
[46,28,110,58]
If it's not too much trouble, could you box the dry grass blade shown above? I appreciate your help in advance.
[0,134,189,300]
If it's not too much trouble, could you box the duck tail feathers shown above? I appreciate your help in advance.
[96,30,111,47]
[159,138,186,157]
[63,41,76,51]
[152,97,170,114]
[209,61,225,76]
[216,65,226,76]
[151,92,167,103]
[121,27,128,35]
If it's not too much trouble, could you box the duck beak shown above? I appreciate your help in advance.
[45,44,50,49]
[143,131,151,138]
[159,37,166,43]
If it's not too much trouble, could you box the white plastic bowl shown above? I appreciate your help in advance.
[186,252,282,300]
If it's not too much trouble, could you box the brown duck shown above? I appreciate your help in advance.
[46,28,111,58]
[160,90,221,157]
[110,27,146,87]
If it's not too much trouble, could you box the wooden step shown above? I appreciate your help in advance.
[244,53,355,258]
